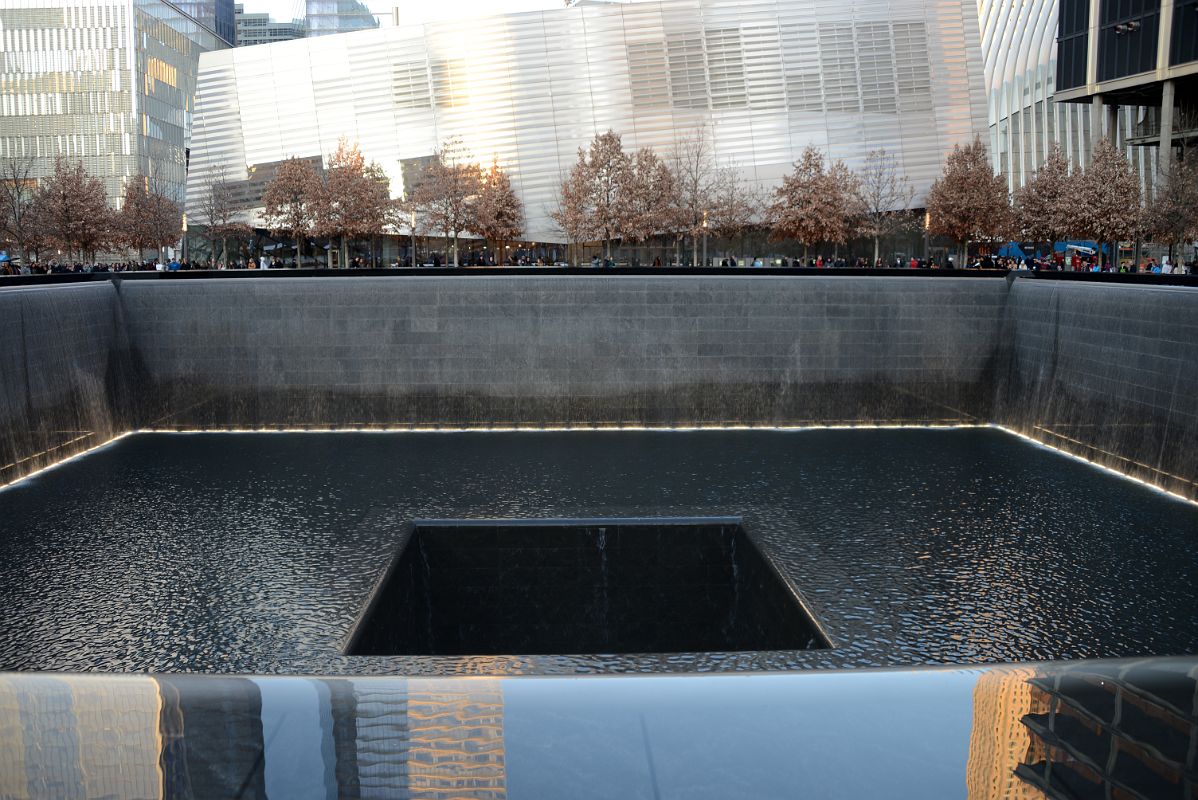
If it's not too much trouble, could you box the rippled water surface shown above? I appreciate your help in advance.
[0,429,1195,674]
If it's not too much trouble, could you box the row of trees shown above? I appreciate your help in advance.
[553,129,1197,268]
[5,132,1196,269]
[926,136,1198,266]
[553,130,760,265]
[551,129,923,265]
[0,158,181,263]
[259,137,524,268]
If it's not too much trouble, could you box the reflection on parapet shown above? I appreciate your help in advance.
[0,676,163,800]
[349,678,505,799]
[967,667,1049,800]
[0,675,505,799]
[1015,661,1198,800]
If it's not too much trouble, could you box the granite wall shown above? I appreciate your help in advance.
[997,279,1198,498]
[0,283,133,485]
[1,275,1195,499]
[116,276,1008,428]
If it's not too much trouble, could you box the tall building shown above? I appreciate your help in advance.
[976,0,1169,191]
[0,0,226,206]
[176,0,235,44]
[1054,0,1197,178]
[304,0,376,36]
[235,3,304,46]
[186,0,987,242]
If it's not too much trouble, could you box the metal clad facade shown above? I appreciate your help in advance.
[187,0,987,242]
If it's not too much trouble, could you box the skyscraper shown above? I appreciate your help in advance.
[304,0,376,36]
[0,0,227,206]
[176,0,236,45]
[235,2,304,46]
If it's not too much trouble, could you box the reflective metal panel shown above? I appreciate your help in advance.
[187,0,988,242]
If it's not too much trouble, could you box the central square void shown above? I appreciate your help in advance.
[347,518,830,656]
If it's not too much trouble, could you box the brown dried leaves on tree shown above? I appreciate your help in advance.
[552,130,631,259]
[1074,139,1142,260]
[118,174,182,260]
[925,135,1011,263]
[622,147,677,245]
[34,158,113,261]
[471,157,524,261]
[1013,143,1075,251]
[311,138,393,266]
[262,156,321,264]
[767,145,860,256]
[1146,156,1198,251]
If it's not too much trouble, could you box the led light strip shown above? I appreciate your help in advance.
[1,424,1193,508]
[0,432,132,493]
[991,425,1197,507]
[138,423,990,433]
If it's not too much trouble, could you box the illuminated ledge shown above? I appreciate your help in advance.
[0,425,1193,508]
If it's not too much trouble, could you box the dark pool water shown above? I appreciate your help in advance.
[0,428,1195,675]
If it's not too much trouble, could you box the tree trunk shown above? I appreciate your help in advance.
[340,235,348,269]
[295,234,302,268]
[873,236,880,265]
[691,234,698,267]
[452,232,459,267]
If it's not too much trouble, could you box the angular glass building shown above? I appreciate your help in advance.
[234,3,304,47]
[0,0,226,205]
[185,0,987,242]
[304,0,376,36]
[977,0,1180,191]
[175,0,234,45]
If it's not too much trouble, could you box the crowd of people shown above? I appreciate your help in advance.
[2,251,1193,275]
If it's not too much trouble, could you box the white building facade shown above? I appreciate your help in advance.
[187,0,988,242]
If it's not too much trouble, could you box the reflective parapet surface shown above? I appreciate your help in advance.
[0,657,1193,799]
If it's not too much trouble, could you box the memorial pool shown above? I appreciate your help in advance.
[1,427,1194,675]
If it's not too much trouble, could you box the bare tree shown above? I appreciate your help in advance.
[145,175,183,261]
[1144,155,1198,263]
[549,167,593,266]
[195,166,251,266]
[34,158,112,261]
[1075,138,1142,267]
[1013,144,1075,258]
[767,145,858,258]
[262,157,321,266]
[410,137,481,267]
[671,129,716,265]
[925,135,1012,267]
[470,157,524,263]
[708,164,758,262]
[0,154,41,263]
[548,167,591,265]
[854,148,916,264]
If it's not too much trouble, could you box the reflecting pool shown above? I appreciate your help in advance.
[0,428,1195,674]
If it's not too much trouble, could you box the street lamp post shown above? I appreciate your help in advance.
[410,210,417,268]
